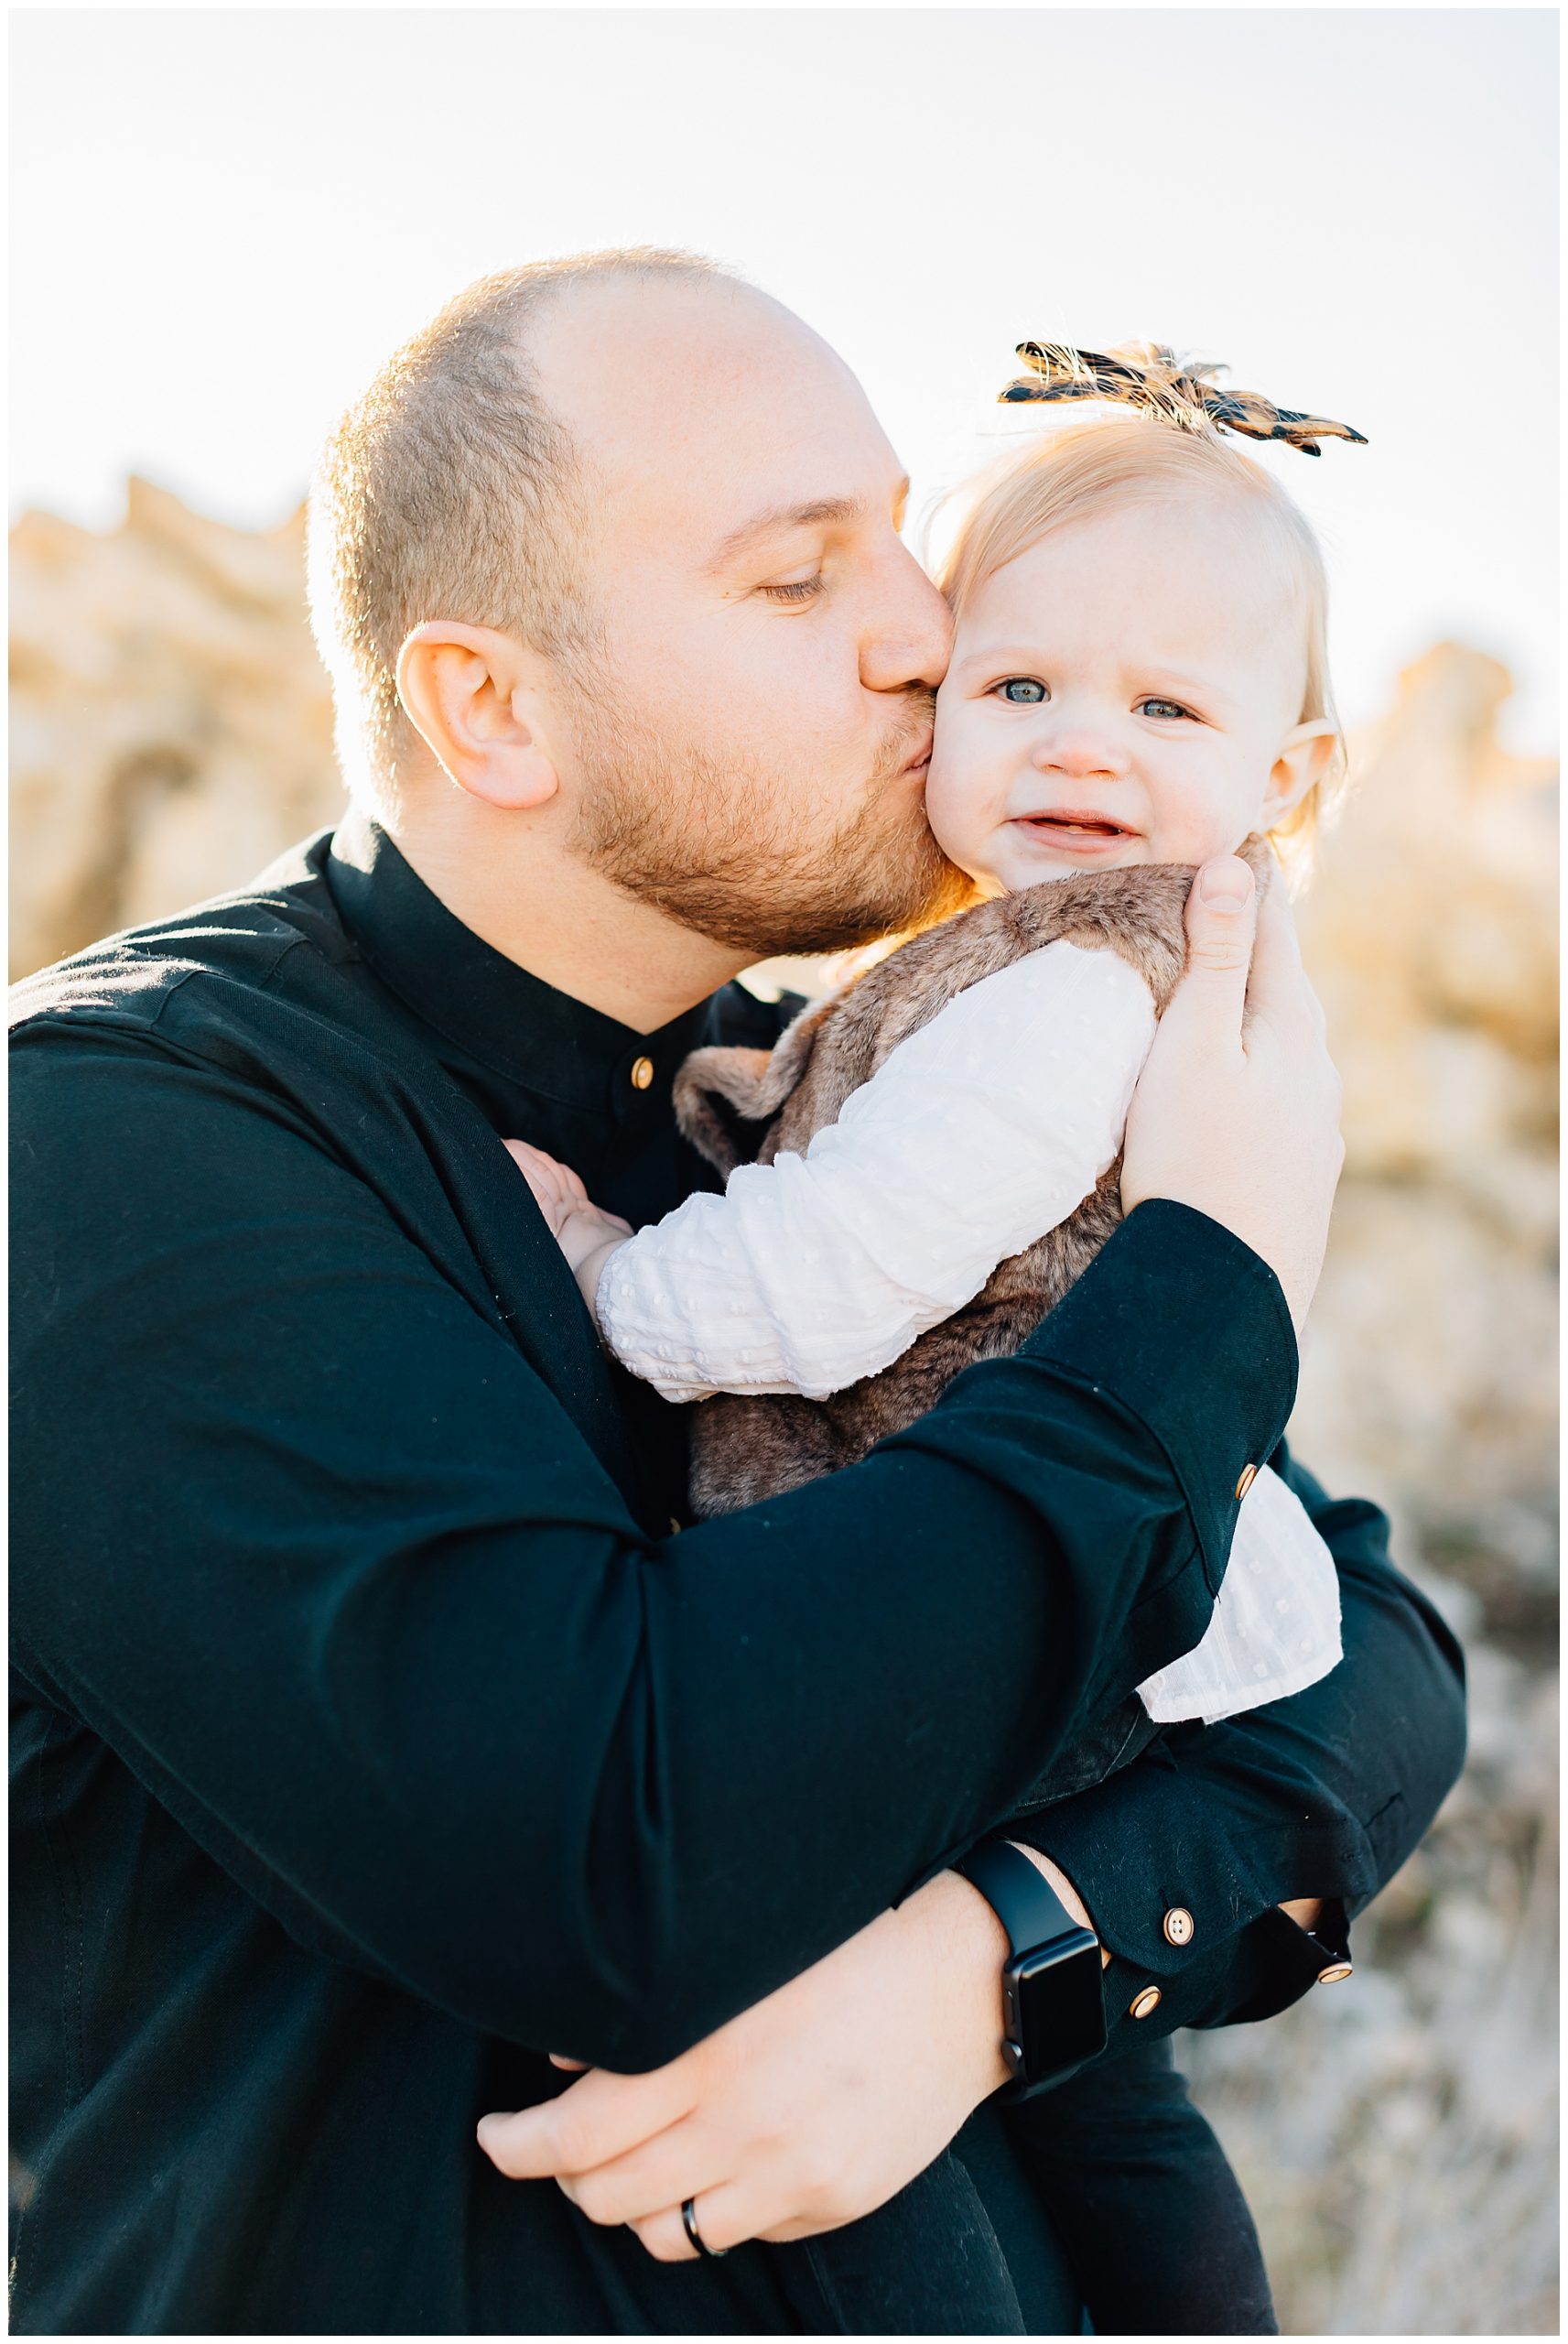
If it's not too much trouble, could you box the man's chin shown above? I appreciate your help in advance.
[680,848,977,962]
[570,722,973,961]
[745,864,978,959]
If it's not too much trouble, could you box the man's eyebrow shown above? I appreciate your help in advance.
[704,495,868,573]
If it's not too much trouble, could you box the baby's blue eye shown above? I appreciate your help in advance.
[1140,697,1192,722]
[998,678,1047,704]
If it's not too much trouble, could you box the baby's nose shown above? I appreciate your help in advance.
[1033,726,1133,779]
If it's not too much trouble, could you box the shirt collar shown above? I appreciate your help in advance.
[325,808,718,1122]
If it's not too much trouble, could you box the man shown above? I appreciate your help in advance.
[11,251,1464,2333]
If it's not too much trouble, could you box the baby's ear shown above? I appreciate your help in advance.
[1265,718,1339,825]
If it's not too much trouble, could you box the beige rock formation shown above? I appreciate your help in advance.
[1181,648,1559,2339]
[9,479,343,982]
[1290,646,1559,1568]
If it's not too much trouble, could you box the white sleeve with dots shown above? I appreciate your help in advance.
[1137,1463,1344,1724]
[595,933,1344,1727]
[594,939,1157,1405]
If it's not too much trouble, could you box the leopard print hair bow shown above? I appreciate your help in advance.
[999,341,1368,457]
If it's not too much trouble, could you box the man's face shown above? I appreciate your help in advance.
[530,280,969,956]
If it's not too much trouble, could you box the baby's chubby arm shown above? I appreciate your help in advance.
[507,940,1158,1404]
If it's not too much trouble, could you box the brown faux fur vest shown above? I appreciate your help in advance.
[673,840,1271,1518]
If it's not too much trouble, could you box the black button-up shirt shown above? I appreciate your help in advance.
[9,813,1465,2334]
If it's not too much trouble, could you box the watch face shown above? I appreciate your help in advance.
[1013,1931,1107,2079]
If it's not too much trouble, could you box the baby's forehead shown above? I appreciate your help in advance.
[956,495,1303,673]
[989,489,1290,591]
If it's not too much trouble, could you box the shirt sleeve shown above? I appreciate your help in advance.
[1001,1447,1466,2053]
[596,942,1157,1401]
[10,1012,1290,2071]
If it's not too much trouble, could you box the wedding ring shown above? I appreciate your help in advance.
[681,2195,727,2259]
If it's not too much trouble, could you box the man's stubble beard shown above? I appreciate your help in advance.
[565,693,976,959]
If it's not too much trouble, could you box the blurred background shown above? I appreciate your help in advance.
[9,8,1558,2332]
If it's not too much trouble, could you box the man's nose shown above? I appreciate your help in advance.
[859,546,953,694]
[1033,726,1132,780]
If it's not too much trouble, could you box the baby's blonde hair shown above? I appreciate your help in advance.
[935,417,1346,870]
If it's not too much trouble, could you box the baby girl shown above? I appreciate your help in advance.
[510,389,1347,1731]
[507,364,1362,2331]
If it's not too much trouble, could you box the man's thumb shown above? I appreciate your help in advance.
[1182,856,1258,982]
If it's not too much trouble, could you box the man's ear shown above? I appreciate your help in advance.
[1263,717,1339,826]
[396,622,561,811]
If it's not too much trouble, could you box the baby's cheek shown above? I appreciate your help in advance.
[1149,770,1260,864]
[923,757,989,874]
[1154,809,1249,865]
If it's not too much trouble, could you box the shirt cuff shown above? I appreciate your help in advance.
[1012,1751,1375,1987]
[1092,1904,1355,2055]
[1019,1199,1298,1592]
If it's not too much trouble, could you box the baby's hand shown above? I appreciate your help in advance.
[503,1140,633,1318]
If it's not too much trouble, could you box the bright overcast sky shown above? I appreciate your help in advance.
[9,5,1560,749]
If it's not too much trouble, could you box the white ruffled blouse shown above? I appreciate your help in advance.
[596,940,1342,1727]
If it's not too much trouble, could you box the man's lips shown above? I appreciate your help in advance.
[898,732,935,776]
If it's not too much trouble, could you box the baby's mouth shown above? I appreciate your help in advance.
[1012,809,1140,843]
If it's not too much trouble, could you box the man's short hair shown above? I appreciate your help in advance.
[308,248,734,809]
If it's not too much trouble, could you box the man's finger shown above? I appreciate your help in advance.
[630,2178,762,2263]
[557,2115,730,2230]
[1185,855,1257,965]
[477,2062,695,2181]
[1159,856,1258,1044]
[1244,888,1325,1046]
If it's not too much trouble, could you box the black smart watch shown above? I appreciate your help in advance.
[956,1839,1107,2099]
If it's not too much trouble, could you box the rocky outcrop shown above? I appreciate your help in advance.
[1186,646,1558,2338]
[9,479,343,982]
[1291,646,1558,1621]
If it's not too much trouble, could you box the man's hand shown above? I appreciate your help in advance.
[1121,855,1344,1333]
[477,1869,1012,2261]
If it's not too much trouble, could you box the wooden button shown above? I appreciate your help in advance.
[1130,1987,1162,2020]
[1234,1463,1258,1501]
[1162,1906,1195,1948]
[1316,1960,1354,1985]
[630,1056,654,1091]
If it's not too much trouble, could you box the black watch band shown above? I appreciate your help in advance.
[955,1839,1107,2099]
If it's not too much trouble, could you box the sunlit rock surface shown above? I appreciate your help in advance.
[7,491,1559,2333]
[1188,645,1559,2337]
[9,480,343,982]
[1292,644,1558,1584]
